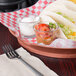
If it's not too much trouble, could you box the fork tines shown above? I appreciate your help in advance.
[2,44,19,59]
[2,44,44,76]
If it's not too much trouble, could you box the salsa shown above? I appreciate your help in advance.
[34,23,59,45]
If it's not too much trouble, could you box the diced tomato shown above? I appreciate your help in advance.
[39,24,50,31]
[35,23,50,31]
[44,36,50,39]
[38,24,48,28]
[40,26,50,31]
[35,25,39,30]
[35,23,50,39]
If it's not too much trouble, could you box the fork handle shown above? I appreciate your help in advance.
[18,57,43,76]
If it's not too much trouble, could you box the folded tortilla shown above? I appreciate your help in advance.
[40,15,56,24]
[40,11,76,27]
[41,0,76,24]
[40,11,76,40]
[57,0,76,11]
[39,15,67,39]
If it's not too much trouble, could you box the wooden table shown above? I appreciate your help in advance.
[0,23,76,76]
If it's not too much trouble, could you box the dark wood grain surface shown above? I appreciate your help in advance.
[0,23,76,76]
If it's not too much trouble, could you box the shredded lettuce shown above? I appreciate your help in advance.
[57,23,64,28]
[56,12,75,23]
[57,23,76,40]
[49,23,56,29]
[56,12,62,15]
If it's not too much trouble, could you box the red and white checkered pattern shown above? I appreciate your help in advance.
[0,0,56,44]
[0,0,56,31]
[0,0,76,48]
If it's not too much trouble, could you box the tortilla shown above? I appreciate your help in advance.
[40,15,56,24]
[40,11,76,40]
[57,0,76,11]
[39,15,67,39]
[40,11,76,27]
[40,0,76,24]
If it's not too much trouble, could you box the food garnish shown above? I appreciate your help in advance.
[49,23,56,29]
[34,23,58,45]
[56,12,75,23]
[57,23,76,40]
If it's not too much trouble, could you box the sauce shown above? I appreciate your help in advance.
[18,16,40,37]
[34,23,59,45]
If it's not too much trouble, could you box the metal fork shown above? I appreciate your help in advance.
[2,44,43,76]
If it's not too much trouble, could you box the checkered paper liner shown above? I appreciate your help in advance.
[0,0,55,30]
[0,0,76,48]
